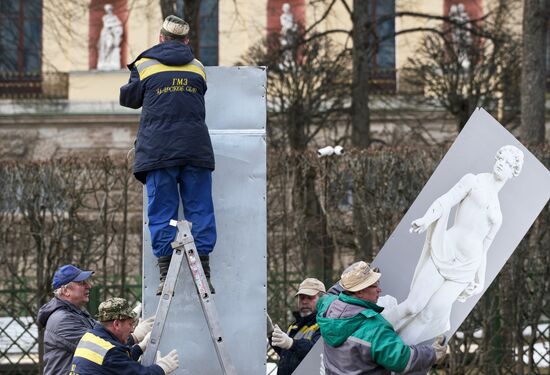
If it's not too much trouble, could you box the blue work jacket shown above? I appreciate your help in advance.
[120,41,215,183]
[69,324,164,375]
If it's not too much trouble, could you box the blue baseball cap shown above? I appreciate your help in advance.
[52,265,94,289]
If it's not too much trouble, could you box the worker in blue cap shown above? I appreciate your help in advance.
[37,265,96,375]
[37,265,154,375]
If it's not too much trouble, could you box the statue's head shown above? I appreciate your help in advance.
[104,4,113,14]
[282,3,291,13]
[494,145,524,179]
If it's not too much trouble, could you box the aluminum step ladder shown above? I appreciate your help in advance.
[141,220,237,374]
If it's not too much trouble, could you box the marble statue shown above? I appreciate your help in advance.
[449,3,472,70]
[279,3,298,68]
[97,4,123,70]
[382,145,524,344]
[280,3,297,41]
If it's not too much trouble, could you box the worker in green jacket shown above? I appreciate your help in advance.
[317,261,447,374]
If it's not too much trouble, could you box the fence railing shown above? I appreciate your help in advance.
[0,72,69,100]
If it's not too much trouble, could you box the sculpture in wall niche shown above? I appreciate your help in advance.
[449,3,472,70]
[382,145,524,345]
[279,3,298,68]
[280,3,297,42]
[97,3,123,70]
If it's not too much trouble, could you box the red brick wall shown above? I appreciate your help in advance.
[89,0,129,70]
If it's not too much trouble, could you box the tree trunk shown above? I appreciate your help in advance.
[351,0,374,260]
[184,0,202,59]
[159,0,202,59]
[351,0,371,148]
[160,0,177,18]
[520,0,548,144]
[352,167,373,261]
[292,158,335,283]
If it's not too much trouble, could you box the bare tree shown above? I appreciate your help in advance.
[520,0,549,144]
[244,27,351,294]
[406,25,519,131]
[0,156,142,372]
[350,0,372,148]
[403,1,521,131]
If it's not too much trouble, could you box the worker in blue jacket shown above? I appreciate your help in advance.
[70,297,179,375]
[120,15,216,295]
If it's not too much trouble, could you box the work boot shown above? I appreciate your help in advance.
[156,255,172,295]
[199,255,215,294]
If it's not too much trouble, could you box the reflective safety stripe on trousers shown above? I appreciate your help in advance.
[135,57,206,81]
[73,332,115,365]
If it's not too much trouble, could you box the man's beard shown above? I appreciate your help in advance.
[299,308,313,317]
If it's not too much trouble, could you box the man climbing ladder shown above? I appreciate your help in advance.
[120,15,216,295]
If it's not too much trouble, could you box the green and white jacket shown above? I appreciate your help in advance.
[317,293,435,374]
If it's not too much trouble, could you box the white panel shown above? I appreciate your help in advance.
[205,66,267,131]
[143,67,266,375]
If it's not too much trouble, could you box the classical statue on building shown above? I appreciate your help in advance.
[97,4,123,70]
[279,3,298,69]
[449,3,472,70]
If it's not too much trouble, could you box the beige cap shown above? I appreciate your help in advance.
[295,278,326,296]
[339,261,381,292]
[161,15,190,37]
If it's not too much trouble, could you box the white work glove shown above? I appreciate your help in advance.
[138,332,151,352]
[132,302,142,317]
[272,324,293,350]
[156,349,179,374]
[132,316,155,342]
[432,335,447,363]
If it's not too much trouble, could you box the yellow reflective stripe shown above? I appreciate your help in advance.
[299,323,319,333]
[139,63,206,81]
[293,324,319,340]
[190,58,205,70]
[287,323,319,340]
[81,332,114,351]
[74,347,105,366]
[135,59,161,73]
[134,57,154,67]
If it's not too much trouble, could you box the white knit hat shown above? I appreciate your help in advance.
[161,15,190,37]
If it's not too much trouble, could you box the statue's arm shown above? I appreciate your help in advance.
[411,173,475,233]
[475,219,501,290]
[483,218,501,252]
[442,173,476,206]
[460,219,501,301]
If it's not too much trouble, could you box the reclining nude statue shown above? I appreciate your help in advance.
[382,145,524,344]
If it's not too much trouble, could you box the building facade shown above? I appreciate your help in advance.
[0,0,544,161]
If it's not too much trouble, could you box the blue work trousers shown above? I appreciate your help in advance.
[146,166,216,258]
